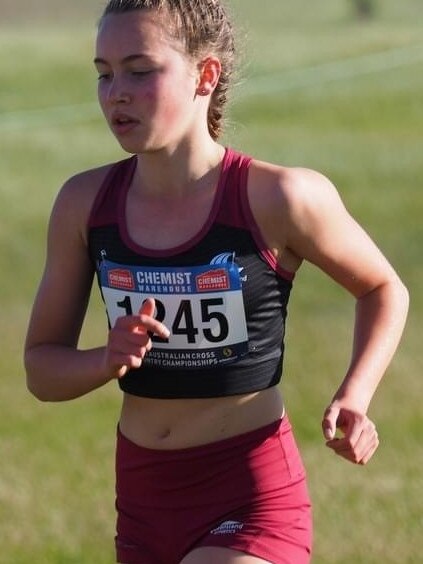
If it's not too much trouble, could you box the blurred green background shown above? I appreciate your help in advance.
[1,1,422,562]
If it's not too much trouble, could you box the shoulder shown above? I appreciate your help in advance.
[248,158,341,212]
[247,157,344,233]
[242,156,352,272]
[56,162,115,210]
[49,161,120,243]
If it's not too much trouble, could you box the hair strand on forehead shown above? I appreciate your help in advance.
[101,0,235,140]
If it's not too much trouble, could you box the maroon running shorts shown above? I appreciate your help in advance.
[115,415,312,563]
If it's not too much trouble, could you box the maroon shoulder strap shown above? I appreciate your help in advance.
[216,148,252,228]
[87,156,136,228]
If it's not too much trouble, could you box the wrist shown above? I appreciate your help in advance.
[330,389,371,415]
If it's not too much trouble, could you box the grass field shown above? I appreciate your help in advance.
[1,0,422,562]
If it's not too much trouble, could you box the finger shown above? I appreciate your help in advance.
[138,297,170,338]
[109,353,143,378]
[327,438,364,463]
[328,425,379,464]
[115,313,170,339]
[108,335,149,362]
[326,431,365,456]
[109,333,150,356]
[327,436,368,464]
[108,341,145,364]
[357,424,379,464]
[325,412,366,449]
[359,437,380,465]
[333,438,378,465]
[332,428,362,453]
[139,297,156,317]
[137,316,170,339]
[115,365,129,379]
[322,406,339,440]
[343,413,367,447]
[346,418,376,456]
[115,296,156,330]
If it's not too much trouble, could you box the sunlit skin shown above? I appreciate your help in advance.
[95,11,213,156]
[25,7,408,464]
[24,6,409,563]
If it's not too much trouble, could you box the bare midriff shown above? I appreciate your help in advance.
[119,385,284,450]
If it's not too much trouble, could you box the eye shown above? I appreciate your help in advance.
[131,70,153,77]
[97,73,112,81]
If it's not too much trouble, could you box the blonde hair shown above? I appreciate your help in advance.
[101,0,236,140]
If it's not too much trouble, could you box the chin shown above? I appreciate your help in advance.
[113,131,171,155]
[116,139,148,155]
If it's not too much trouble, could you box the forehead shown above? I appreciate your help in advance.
[96,10,179,57]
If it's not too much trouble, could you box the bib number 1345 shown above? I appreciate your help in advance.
[99,259,248,354]
[117,295,229,345]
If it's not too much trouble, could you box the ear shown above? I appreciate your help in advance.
[196,56,222,96]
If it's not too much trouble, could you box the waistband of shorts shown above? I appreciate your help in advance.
[117,413,290,461]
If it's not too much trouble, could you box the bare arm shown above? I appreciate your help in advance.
[288,170,408,462]
[24,171,169,402]
[249,163,409,463]
[24,172,110,401]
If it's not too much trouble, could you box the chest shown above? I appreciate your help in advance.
[125,184,217,251]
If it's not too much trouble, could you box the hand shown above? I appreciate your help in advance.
[322,402,379,465]
[104,298,170,379]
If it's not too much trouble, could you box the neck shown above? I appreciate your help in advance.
[133,139,225,199]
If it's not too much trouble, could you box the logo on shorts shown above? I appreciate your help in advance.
[210,520,244,535]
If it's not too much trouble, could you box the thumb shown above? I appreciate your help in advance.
[322,405,339,441]
[139,297,156,318]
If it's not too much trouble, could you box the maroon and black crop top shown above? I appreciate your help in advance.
[88,148,294,398]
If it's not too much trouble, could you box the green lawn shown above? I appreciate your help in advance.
[1,1,422,562]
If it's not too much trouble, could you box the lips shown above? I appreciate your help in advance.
[111,113,140,134]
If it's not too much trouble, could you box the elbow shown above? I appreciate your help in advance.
[26,378,51,402]
[25,371,51,403]
[24,350,55,402]
[394,276,410,315]
[384,275,410,332]
[357,274,410,327]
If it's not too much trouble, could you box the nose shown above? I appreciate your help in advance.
[103,77,131,105]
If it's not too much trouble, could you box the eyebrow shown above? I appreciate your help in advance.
[94,54,150,65]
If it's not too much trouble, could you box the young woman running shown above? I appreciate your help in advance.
[24,1,409,563]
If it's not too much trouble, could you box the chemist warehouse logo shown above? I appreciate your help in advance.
[196,268,229,292]
[108,269,135,290]
[196,252,245,292]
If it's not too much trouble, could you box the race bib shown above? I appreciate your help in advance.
[99,258,249,369]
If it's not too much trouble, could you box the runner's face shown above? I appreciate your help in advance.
[95,10,200,153]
